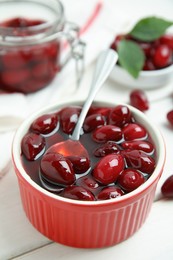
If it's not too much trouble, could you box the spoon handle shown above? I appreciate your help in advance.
[71,49,118,141]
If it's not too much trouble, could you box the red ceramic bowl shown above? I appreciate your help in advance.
[12,100,165,248]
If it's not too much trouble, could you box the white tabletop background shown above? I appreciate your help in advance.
[1,0,173,259]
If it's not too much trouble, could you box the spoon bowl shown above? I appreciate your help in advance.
[47,139,89,157]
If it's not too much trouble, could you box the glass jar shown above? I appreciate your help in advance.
[0,0,85,93]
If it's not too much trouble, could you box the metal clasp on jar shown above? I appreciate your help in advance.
[59,21,86,86]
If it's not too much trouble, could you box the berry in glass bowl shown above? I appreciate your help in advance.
[109,16,173,89]
[12,100,165,248]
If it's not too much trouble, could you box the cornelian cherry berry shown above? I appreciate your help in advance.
[59,107,81,134]
[161,175,173,198]
[1,68,30,87]
[1,17,44,28]
[110,34,125,50]
[138,41,152,57]
[76,176,100,193]
[108,105,132,127]
[2,51,27,69]
[167,110,173,126]
[62,186,95,201]
[122,123,147,141]
[117,169,145,192]
[83,114,105,132]
[66,155,90,174]
[122,149,155,174]
[153,44,172,68]
[94,141,120,157]
[130,89,149,112]
[92,125,122,143]
[40,152,76,186]
[97,186,124,200]
[121,140,154,154]
[160,34,173,50]
[31,113,59,135]
[87,106,111,117]
[21,132,45,160]
[143,59,155,71]
[93,154,125,185]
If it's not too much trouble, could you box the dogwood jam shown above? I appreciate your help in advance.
[21,105,156,201]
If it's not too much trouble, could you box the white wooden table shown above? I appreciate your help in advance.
[1,0,173,259]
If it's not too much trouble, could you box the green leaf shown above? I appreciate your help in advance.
[117,39,145,78]
[130,16,173,41]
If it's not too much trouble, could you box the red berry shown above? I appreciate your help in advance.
[62,185,95,201]
[117,169,145,192]
[122,149,155,174]
[4,17,29,28]
[94,141,120,157]
[143,59,156,71]
[161,175,173,198]
[59,107,81,134]
[44,42,60,60]
[121,140,154,154]
[2,51,26,69]
[160,34,173,50]
[83,114,106,132]
[87,106,111,117]
[130,89,149,112]
[1,17,44,28]
[152,44,172,68]
[77,175,100,193]
[122,123,147,141]
[93,154,125,185]
[92,125,122,143]
[32,61,56,80]
[1,68,30,87]
[21,132,45,160]
[108,105,132,127]
[28,45,46,63]
[67,155,90,174]
[167,110,173,126]
[97,186,124,200]
[31,113,59,135]
[138,41,152,57]
[110,34,125,50]
[27,19,45,27]
[40,152,76,186]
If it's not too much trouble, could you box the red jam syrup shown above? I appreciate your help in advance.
[0,17,60,93]
[21,104,156,201]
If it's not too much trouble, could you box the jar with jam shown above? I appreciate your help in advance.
[0,0,85,93]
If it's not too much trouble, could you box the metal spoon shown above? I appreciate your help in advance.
[40,49,118,192]
[46,49,118,158]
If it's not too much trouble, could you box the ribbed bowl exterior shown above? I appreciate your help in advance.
[15,169,159,248]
